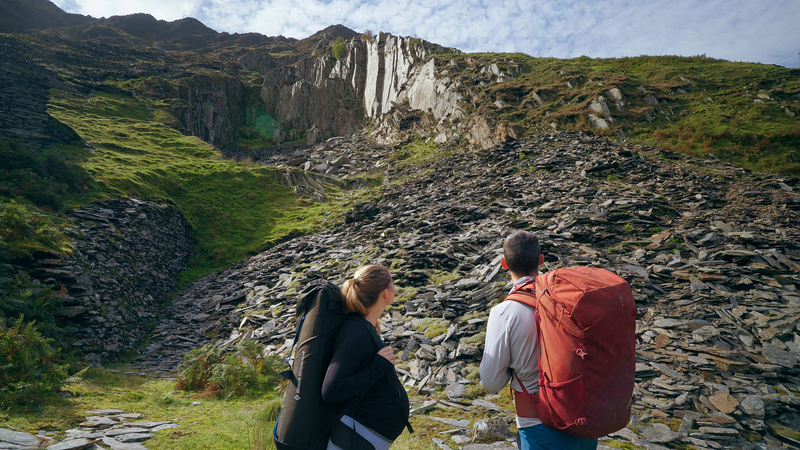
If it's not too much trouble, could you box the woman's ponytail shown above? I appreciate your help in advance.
[341,265,393,333]
[341,278,369,316]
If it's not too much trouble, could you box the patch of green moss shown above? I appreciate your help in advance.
[766,419,800,443]
[459,331,486,346]
[413,318,450,338]
[459,311,486,323]
[391,139,446,168]
[744,431,763,442]
[640,417,682,432]
[427,269,460,286]
[604,439,646,450]
[394,286,417,304]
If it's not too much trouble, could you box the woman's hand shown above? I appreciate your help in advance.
[377,345,396,365]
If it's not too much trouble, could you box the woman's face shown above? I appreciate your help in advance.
[383,281,396,306]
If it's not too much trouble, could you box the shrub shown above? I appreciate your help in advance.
[331,37,347,60]
[0,201,71,261]
[0,316,68,405]
[0,201,60,243]
[177,343,225,391]
[178,341,280,397]
[0,264,71,347]
[210,358,259,397]
[0,139,95,211]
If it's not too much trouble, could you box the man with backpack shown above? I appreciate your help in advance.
[480,231,635,449]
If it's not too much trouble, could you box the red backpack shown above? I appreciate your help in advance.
[506,266,637,439]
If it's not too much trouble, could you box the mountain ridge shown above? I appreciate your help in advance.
[0,0,91,33]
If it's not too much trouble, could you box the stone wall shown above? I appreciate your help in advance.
[29,198,192,364]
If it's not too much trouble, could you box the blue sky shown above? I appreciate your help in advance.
[52,0,800,68]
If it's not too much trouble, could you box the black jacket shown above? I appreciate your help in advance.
[321,317,410,441]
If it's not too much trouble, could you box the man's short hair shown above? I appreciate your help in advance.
[503,231,541,275]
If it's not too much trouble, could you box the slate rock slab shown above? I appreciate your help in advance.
[46,438,94,450]
[641,423,680,443]
[709,391,739,414]
[472,417,509,439]
[101,437,147,450]
[0,429,42,449]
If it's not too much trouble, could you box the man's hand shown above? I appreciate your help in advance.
[377,346,396,365]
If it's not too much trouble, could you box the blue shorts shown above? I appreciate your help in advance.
[517,424,598,450]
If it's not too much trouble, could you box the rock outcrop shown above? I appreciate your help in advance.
[260,38,366,143]
[25,199,192,364]
[171,74,247,147]
[258,32,508,148]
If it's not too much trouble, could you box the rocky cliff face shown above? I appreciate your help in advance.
[171,74,246,147]
[257,32,518,148]
[26,199,192,363]
[260,39,366,143]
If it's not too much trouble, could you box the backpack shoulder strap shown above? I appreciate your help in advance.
[504,279,538,309]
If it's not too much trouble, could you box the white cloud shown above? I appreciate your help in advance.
[51,0,800,67]
[53,0,197,20]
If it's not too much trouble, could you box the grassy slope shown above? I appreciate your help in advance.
[439,53,800,174]
[46,89,356,283]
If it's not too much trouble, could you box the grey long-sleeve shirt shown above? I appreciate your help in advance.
[479,298,542,429]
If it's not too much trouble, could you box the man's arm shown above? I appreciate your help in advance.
[479,305,511,394]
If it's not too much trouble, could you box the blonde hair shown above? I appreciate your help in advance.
[341,265,393,332]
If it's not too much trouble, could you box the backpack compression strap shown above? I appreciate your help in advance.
[510,371,540,419]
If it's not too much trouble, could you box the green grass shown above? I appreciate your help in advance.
[2,366,524,450]
[46,89,359,282]
[435,53,800,174]
[391,138,446,168]
[2,367,283,450]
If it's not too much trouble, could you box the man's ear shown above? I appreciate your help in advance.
[501,257,509,270]
[539,254,545,265]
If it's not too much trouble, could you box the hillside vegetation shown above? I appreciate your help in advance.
[437,53,800,174]
[43,88,368,282]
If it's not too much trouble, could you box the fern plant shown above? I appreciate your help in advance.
[0,316,68,405]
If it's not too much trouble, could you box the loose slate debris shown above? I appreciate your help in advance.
[136,131,800,448]
[43,410,176,450]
